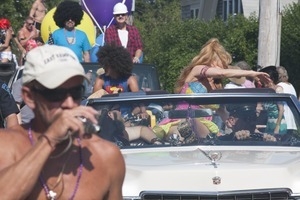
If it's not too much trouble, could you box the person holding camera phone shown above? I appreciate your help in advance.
[0,45,125,199]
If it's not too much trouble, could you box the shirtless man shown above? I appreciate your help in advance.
[0,45,125,199]
[29,0,47,31]
[17,16,39,51]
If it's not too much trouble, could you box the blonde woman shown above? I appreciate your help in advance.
[174,38,270,93]
[173,38,271,138]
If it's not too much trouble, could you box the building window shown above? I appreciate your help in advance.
[190,8,200,19]
[222,0,243,20]
[191,10,194,18]
[195,9,199,18]
[181,5,191,20]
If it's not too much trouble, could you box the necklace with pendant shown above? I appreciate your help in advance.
[28,125,83,200]
[64,29,76,45]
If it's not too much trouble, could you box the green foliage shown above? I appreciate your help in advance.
[222,14,259,68]
[0,0,62,58]
[2,0,300,94]
[134,0,260,92]
[0,0,61,32]
[135,2,299,94]
[281,3,300,93]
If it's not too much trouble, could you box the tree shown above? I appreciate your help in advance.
[281,2,300,94]
[0,0,63,57]
[134,0,259,92]
[223,14,259,67]
[2,0,299,94]
[1,0,61,31]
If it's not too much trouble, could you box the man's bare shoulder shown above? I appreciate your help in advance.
[83,135,122,154]
[82,135,124,163]
[81,135,125,183]
[0,127,31,167]
[18,27,26,35]
[0,126,30,147]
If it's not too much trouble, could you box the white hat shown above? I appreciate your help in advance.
[23,45,87,89]
[113,3,128,15]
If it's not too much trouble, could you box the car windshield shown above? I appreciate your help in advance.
[86,91,300,148]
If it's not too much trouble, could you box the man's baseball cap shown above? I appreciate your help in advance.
[23,44,87,89]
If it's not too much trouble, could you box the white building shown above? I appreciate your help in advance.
[181,0,299,21]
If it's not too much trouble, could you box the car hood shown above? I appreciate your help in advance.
[122,145,300,196]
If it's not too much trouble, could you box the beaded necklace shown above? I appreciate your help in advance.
[28,126,83,200]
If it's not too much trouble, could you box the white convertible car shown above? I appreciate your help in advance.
[86,89,300,200]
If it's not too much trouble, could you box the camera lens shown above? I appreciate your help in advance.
[78,117,100,134]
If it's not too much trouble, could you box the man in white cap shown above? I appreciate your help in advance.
[0,45,125,199]
[105,2,143,63]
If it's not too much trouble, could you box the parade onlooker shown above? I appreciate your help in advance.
[29,0,47,32]
[105,2,143,63]
[0,44,125,199]
[0,18,13,63]
[276,66,297,132]
[235,61,256,88]
[11,78,34,124]
[17,16,39,50]
[10,27,27,66]
[276,66,297,97]
[259,66,286,134]
[0,79,19,128]
[52,1,91,62]
[224,65,247,89]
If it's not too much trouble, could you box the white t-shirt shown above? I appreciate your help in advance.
[277,82,297,130]
[118,29,128,48]
[224,82,246,89]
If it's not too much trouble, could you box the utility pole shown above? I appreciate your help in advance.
[257,0,281,68]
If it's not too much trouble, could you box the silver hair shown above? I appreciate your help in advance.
[277,66,289,82]
[235,61,251,70]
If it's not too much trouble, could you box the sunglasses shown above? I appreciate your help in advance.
[26,22,34,26]
[32,85,85,102]
[114,13,127,17]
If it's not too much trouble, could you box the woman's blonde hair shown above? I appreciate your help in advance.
[174,38,232,93]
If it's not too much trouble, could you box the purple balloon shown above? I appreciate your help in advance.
[81,0,133,29]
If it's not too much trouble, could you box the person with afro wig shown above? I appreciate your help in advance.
[51,0,91,62]
[91,43,139,96]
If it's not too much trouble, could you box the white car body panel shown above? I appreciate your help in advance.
[122,146,300,196]
[86,91,300,199]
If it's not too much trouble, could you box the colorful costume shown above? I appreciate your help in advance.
[100,74,131,94]
[153,82,220,141]
[51,28,91,62]
[263,102,287,134]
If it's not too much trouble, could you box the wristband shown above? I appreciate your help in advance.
[38,134,55,150]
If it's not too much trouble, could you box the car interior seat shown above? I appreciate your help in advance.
[0,62,16,85]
